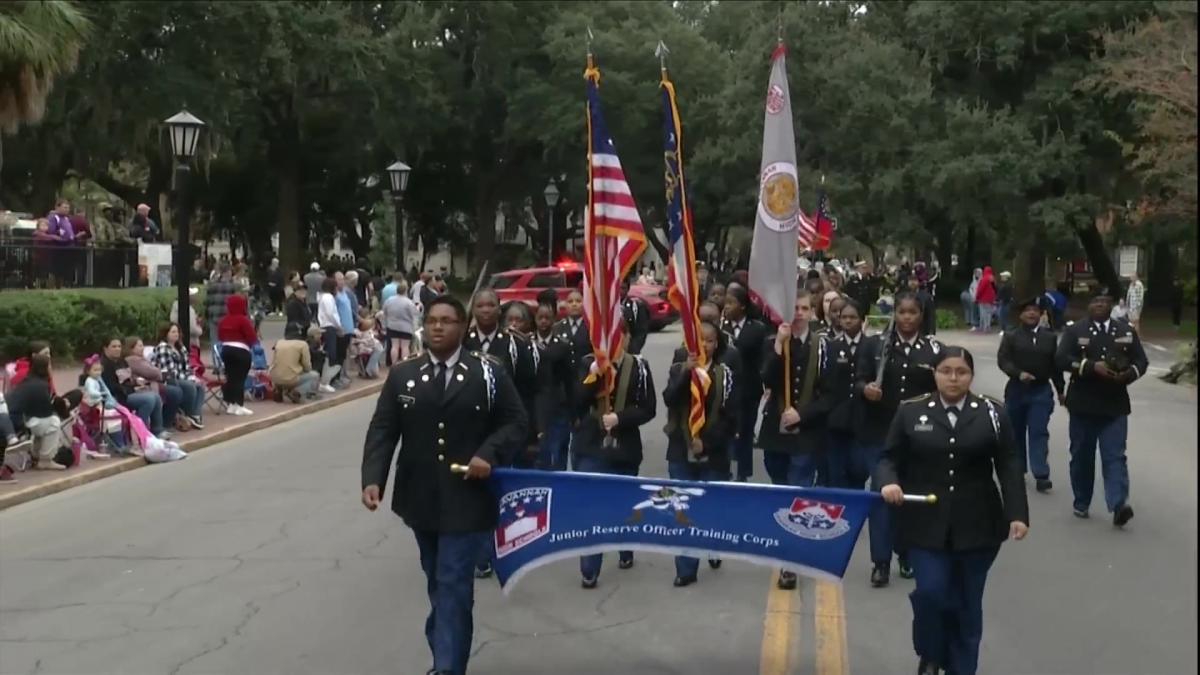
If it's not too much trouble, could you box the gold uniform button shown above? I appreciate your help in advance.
[949,453,955,459]
[949,437,956,444]
[438,439,445,446]
[949,486,955,492]
[438,422,445,430]
[949,469,955,476]
[438,454,445,461]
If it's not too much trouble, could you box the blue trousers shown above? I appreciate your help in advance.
[125,391,164,436]
[414,529,489,675]
[1004,382,1053,479]
[733,403,758,479]
[825,430,860,489]
[908,546,999,675]
[858,442,902,565]
[536,416,571,471]
[762,450,817,487]
[668,461,729,579]
[575,455,637,579]
[1068,413,1130,513]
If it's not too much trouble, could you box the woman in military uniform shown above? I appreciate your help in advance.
[572,323,656,589]
[878,346,1029,675]
[823,298,866,489]
[855,290,940,587]
[722,285,769,482]
[662,320,738,587]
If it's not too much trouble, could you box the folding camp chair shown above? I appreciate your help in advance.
[203,342,227,414]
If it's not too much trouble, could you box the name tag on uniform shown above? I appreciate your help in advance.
[914,423,934,432]
[1115,336,1133,344]
[398,394,415,405]
[915,363,933,370]
[1078,338,1091,346]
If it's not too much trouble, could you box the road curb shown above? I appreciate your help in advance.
[0,381,385,512]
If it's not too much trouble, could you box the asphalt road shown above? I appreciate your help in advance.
[0,327,1194,675]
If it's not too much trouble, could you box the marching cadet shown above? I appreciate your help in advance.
[361,295,527,675]
[1055,287,1148,526]
[662,319,739,587]
[671,301,743,377]
[621,278,651,355]
[532,300,573,471]
[572,322,656,589]
[722,284,770,482]
[823,298,866,489]
[878,346,1029,675]
[463,289,538,579]
[759,289,832,590]
[856,290,940,588]
[997,296,1066,493]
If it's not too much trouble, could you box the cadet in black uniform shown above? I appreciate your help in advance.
[621,278,651,355]
[361,295,527,675]
[1055,287,1148,526]
[663,319,739,587]
[997,296,1066,493]
[878,346,1029,675]
[722,285,769,481]
[572,323,656,589]
[464,289,539,578]
[671,301,743,376]
[546,289,592,470]
[758,290,832,590]
[532,300,572,471]
[824,298,866,489]
[855,290,940,587]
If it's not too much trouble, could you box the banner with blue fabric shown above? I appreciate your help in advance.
[488,468,880,593]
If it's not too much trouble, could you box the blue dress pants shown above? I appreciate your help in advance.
[908,546,999,675]
[414,529,490,675]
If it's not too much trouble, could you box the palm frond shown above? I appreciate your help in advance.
[0,0,91,132]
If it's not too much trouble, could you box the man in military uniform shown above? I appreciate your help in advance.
[362,295,526,675]
[998,296,1066,493]
[462,289,538,578]
[823,298,866,489]
[1055,287,1148,526]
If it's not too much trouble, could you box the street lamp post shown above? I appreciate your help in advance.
[386,161,412,273]
[164,110,206,351]
[543,180,560,266]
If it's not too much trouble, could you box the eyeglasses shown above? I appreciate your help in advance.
[935,367,972,379]
[423,318,462,327]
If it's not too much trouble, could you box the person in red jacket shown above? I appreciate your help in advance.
[217,294,259,416]
[974,266,998,333]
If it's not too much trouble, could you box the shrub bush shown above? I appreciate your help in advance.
[0,287,177,361]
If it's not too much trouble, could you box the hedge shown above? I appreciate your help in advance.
[0,287,178,361]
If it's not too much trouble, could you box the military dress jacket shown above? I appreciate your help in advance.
[997,324,1065,397]
[464,326,538,443]
[822,332,866,433]
[571,353,656,467]
[758,333,832,454]
[361,350,527,533]
[876,393,1029,552]
[854,333,940,445]
[533,331,572,432]
[1054,318,1149,417]
[722,317,770,408]
[662,360,739,472]
[622,296,651,355]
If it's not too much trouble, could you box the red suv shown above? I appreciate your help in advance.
[487,262,678,331]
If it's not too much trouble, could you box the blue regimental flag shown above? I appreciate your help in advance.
[488,469,878,593]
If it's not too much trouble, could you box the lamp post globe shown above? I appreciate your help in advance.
[163,110,206,350]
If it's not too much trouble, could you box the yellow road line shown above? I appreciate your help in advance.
[814,580,849,675]
[760,571,799,675]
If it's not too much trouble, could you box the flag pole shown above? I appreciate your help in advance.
[778,21,793,426]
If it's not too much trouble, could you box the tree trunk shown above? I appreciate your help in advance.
[473,198,496,277]
[1075,218,1121,295]
[276,156,302,272]
[962,224,977,279]
[1148,240,1175,307]
[1014,226,1047,301]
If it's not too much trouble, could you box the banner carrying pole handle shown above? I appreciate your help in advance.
[903,493,938,504]
[450,463,468,475]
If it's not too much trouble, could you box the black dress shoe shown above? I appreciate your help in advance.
[1072,508,1089,519]
[673,574,697,587]
[1113,503,1134,527]
[707,558,722,569]
[1035,478,1053,493]
[474,563,493,579]
[777,570,797,590]
[917,659,941,675]
[581,576,598,589]
[618,557,634,570]
[898,558,915,579]
[870,564,890,588]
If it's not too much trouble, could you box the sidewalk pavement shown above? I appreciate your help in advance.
[1,369,387,511]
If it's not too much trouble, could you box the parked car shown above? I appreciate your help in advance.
[487,262,678,331]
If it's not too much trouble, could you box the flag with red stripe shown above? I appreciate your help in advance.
[583,59,647,393]
[660,69,710,438]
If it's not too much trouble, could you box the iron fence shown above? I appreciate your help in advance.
[0,242,140,290]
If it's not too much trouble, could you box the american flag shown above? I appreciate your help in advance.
[661,72,710,437]
[583,59,647,393]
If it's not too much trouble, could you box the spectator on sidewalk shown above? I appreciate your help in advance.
[205,263,238,341]
[7,355,69,470]
[963,268,982,329]
[304,262,325,319]
[124,337,187,433]
[32,218,63,287]
[270,332,320,402]
[69,206,93,246]
[334,272,356,388]
[285,282,313,339]
[0,393,16,483]
[170,287,204,345]
[128,204,160,242]
[98,338,166,437]
[152,323,205,429]
[1125,272,1145,333]
[306,326,337,394]
[8,341,55,394]
[383,279,417,364]
[381,272,401,304]
[217,294,259,417]
[350,316,386,379]
[974,266,998,333]
[316,277,343,391]
[997,271,1014,331]
[266,258,286,316]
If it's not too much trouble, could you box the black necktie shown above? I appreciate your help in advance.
[733,323,742,340]
[433,362,446,388]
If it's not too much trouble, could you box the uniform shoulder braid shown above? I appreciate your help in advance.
[469,350,503,366]
[901,392,933,405]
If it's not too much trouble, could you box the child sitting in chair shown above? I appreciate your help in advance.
[349,317,385,379]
